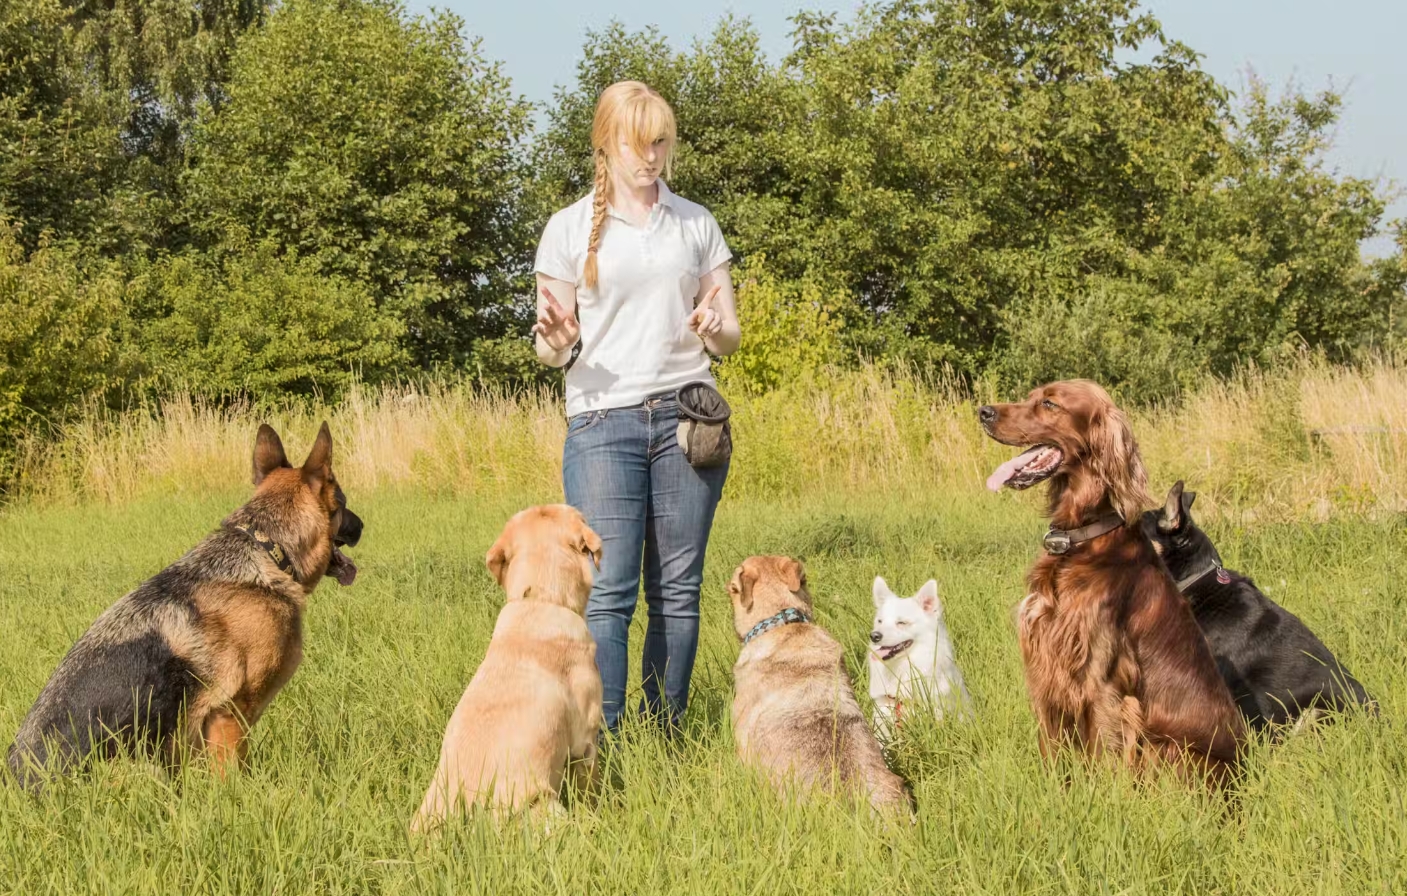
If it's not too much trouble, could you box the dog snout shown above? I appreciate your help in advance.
[978,405,997,427]
[869,630,882,644]
[337,509,363,548]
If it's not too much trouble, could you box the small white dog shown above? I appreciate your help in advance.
[867,576,972,738]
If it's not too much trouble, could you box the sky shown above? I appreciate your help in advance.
[405,0,1406,257]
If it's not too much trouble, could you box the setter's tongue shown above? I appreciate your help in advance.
[986,446,1062,491]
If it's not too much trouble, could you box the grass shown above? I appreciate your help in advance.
[2,494,1405,893]
[1,363,1406,893]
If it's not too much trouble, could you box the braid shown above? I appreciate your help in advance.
[584,149,609,289]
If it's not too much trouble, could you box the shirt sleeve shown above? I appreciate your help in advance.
[698,212,733,275]
[534,211,578,283]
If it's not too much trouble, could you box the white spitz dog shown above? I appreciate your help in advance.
[868,576,972,738]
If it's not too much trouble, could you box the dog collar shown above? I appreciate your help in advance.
[1043,512,1124,554]
[1175,557,1231,592]
[742,607,810,645]
[229,523,299,583]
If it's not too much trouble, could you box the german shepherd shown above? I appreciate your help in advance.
[6,423,362,790]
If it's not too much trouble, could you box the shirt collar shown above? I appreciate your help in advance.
[601,178,673,222]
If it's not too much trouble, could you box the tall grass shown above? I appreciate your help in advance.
[9,357,1407,522]
[1,490,1403,893]
[2,363,1405,892]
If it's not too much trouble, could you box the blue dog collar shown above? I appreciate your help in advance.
[742,607,810,645]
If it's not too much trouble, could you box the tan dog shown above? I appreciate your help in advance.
[411,505,604,830]
[728,556,912,815]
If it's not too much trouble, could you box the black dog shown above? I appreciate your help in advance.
[1141,481,1375,736]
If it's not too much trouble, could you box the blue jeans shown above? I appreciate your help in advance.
[562,392,728,733]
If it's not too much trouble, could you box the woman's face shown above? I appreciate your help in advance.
[613,136,669,188]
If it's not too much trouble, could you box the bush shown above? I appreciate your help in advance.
[715,256,845,394]
[128,241,406,398]
[0,225,122,475]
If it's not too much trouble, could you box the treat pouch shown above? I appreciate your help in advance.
[675,382,732,468]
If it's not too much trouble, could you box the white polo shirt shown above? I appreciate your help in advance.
[534,180,733,418]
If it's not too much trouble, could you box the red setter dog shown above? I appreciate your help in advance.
[979,380,1244,787]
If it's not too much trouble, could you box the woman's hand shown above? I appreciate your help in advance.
[532,286,580,352]
[687,286,723,339]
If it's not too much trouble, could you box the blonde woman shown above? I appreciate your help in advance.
[533,81,740,734]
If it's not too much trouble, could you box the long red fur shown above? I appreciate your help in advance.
[985,380,1244,787]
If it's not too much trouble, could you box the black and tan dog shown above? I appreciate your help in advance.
[1142,481,1375,735]
[6,423,361,790]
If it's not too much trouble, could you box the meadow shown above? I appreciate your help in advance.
[1,361,1405,894]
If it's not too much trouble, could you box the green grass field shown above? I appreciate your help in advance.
[2,481,1404,894]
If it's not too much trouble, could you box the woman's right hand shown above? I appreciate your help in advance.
[532,286,580,352]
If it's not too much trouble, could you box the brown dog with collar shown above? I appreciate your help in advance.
[729,555,912,815]
[7,423,362,789]
[980,380,1244,787]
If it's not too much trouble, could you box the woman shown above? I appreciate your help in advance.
[532,81,740,734]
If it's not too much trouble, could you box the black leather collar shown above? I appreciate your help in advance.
[229,522,299,583]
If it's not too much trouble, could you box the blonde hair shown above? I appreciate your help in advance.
[584,81,677,289]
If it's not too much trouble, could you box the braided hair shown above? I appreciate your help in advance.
[584,149,609,290]
[582,81,677,292]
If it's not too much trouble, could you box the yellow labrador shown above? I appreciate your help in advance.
[729,556,912,816]
[411,505,604,829]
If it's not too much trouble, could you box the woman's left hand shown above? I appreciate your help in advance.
[688,286,723,339]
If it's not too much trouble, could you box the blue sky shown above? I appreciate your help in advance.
[406,0,1405,256]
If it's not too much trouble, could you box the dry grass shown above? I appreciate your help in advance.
[8,358,1407,522]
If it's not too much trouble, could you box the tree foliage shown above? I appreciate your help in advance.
[535,0,1400,399]
[0,0,1402,473]
[185,0,532,368]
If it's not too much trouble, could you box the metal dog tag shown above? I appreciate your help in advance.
[1042,530,1072,555]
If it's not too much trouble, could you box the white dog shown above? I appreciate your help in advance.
[867,576,972,738]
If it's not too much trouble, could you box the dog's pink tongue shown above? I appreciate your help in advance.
[987,452,1032,492]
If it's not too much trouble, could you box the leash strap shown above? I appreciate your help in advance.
[1042,512,1125,555]
[230,523,299,583]
[1175,558,1230,592]
[742,607,810,645]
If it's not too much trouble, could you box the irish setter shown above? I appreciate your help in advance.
[979,380,1244,787]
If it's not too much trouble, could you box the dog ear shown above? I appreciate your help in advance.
[784,557,806,593]
[728,563,756,613]
[1088,400,1152,523]
[872,576,890,610]
[253,424,290,485]
[485,537,509,588]
[1183,489,1197,512]
[916,579,941,616]
[1158,480,1185,533]
[577,521,603,570]
[301,421,333,489]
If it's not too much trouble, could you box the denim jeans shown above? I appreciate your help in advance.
[561,392,728,732]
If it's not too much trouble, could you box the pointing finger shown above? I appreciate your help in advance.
[695,285,721,315]
[540,287,567,317]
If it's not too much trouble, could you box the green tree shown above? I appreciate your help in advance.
[0,222,123,474]
[0,0,268,256]
[126,239,405,398]
[185,0,532,369]
[535,0,1395,400]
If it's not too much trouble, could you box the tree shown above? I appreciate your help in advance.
[0,0,268,256]
[534,0,1395,399]
[185,0,533,369]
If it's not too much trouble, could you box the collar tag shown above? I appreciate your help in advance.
[1216,568,1232,585]
[1042,530,1072,554]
